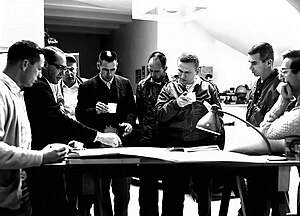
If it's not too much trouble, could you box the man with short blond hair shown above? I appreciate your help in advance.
[0,40,69,216]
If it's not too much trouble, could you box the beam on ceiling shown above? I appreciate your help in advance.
[45,24,112,35]
[45,8,132,23]
[45,17,121,29]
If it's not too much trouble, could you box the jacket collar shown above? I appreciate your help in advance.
[0,72,21,94]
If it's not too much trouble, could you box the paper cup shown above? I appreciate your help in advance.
[186,92,196,102]
[108,103,117,113]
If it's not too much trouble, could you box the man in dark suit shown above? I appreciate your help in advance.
[23,46,121,216]
[76,50,136,216]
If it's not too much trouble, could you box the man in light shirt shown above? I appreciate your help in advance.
[0,40,69,216]
[57,54,86,120]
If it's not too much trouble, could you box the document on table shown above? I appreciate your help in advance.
[65,145,269,164]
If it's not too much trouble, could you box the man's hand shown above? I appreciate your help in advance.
[96,101,109,114]
[281,83,294,100]
[176,92,194,108]
[41,143,70,164]
[119,122,133,137]
[96,132,122,147]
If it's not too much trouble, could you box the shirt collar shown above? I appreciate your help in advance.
[179,75,201,92]
[99,74,114,86]
[61,79,80,89]
[0,72,21,94]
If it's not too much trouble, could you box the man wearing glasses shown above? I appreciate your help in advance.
[23,46,122,216]
[260,49,300,216]
[57,54,86,120]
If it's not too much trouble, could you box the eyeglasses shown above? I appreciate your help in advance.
[280,68,295,74]
[50,63,67,72]
[65,67,77,74]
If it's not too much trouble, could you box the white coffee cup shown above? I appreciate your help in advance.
[107,103,117,113]
[186,92,196,102]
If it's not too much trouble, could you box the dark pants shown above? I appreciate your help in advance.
[0,198,32,216]
[242,167,289,216]
[161,167,212,216]
[0,178,32,216]
[139,175,160,216]
[26,167,69,216]
[98,177,131,216]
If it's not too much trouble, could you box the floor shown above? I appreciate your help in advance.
[127,185,241,216]
[91,167,299,216]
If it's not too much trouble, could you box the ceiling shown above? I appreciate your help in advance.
[45,0,300,62]
[44,0,132,34]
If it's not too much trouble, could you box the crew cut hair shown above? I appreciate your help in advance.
[248,42,274,62]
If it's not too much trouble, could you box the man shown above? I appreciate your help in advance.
[260,50,300,216]
[76,50,136,216]
[136,51,169,216]
[242,42,287,216]
[246,42,281,127]
[0,40,69,216]
[155,52,221,216]
[57,54,86,120]
[55,53,91,215]
[23,46,121,216]
[205,73,220,97]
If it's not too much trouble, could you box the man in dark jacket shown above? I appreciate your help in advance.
[76,50,136,216]
[242,42,287,216]
[136,51,169,216]
[246,42,281,127]
[23,46,121,216]
[155,52,221,216]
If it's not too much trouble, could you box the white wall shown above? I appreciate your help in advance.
[157,18,255,92]
[214,40,256,92]
[111,19,157,92]
[0,0,44,71]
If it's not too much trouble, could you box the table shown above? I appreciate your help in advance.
[48,147,299,216]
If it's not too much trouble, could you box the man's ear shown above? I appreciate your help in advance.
[21,59,29,71]
[164,66,168,72]
[267,59,273,67]
[43,60,49,69]
[96,62,100,70]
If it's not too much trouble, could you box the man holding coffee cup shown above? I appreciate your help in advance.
[155,52,222,216]
[76,50,136,216]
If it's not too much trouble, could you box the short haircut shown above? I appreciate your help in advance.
[7,40,44,65]
[148,51,167,68]
[205,74,213,79]
[178,52,199,69]
[282,49,300,74]
[248,42,274,62]
[98,51,117,63]
[66,54,77,63]
[43,46,64,64]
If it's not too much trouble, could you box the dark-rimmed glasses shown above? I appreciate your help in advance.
[65,66,77,74]
[50,63,67,72]
[280,68,294,74]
